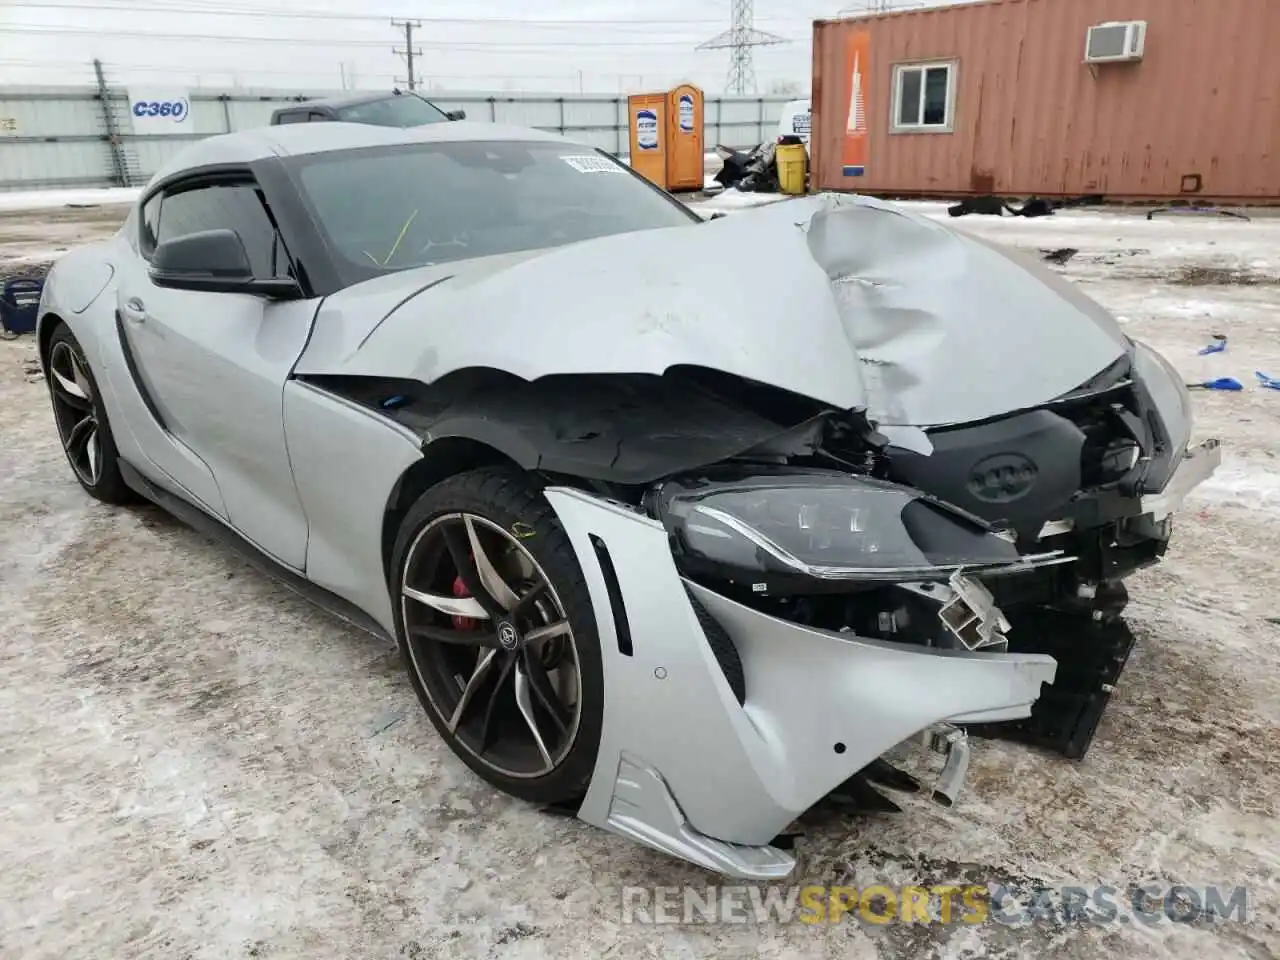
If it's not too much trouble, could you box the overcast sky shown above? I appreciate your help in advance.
[0,0,911,95]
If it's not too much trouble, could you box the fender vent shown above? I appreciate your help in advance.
[684,588,746,705]
[115,309,169,431]
[589,535,633,657]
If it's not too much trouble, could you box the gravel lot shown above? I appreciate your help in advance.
[1,195,1277,960]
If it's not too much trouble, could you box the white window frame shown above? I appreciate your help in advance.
[890,59,958,134]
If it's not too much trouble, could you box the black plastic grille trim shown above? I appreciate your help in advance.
[684,587,746,705]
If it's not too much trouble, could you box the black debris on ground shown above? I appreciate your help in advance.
[1042,247,1080,265]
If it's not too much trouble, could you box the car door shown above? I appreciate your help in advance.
[115,176,316,570]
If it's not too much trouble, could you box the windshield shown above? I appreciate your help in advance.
[334,94,449,127]
[292,140,699,277]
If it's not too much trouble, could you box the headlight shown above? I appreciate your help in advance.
[1130,338,1193,490]
[653,469,1026,584]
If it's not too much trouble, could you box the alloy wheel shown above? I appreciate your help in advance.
[48,340,102,488]
[400,513,583,779]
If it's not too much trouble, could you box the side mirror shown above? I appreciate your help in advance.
[149,229,300,299]
[446,109,466,121]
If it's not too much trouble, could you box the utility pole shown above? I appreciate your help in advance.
[392,19,422,90]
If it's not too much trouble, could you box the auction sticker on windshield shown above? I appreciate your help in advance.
[560,155,626,173]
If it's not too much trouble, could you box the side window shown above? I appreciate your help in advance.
[153,183,290,280]
[275,111,309,124]
[140,194,161,256]
[891,60,956,133]
[308,111,330,121]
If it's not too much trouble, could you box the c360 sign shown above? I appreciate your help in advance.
[132,99,189,121]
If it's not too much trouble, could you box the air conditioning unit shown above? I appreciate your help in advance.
[1085,21,1147,63]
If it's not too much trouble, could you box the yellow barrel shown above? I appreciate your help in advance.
[775,142,808,195]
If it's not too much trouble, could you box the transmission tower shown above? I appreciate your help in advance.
[697,0,788,95]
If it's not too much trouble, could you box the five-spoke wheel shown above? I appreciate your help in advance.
[392,468,603,804]
[49,338,103,488]
[45,324,133,503]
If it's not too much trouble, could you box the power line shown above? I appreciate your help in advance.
[9,0,806,27]
[0,57,640,81]
[3,25,804,48]
[0,51,797,71]
[0,59,641,86]
[0,58,543,78]
[0,57,793,94]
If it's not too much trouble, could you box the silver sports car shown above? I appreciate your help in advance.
[38,121,1220,878]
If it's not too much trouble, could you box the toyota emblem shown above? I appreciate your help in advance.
[498,622,519,650]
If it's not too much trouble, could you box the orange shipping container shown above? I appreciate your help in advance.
[810,0,1280,204]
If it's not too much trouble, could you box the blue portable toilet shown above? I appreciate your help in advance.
[1,277,44,334]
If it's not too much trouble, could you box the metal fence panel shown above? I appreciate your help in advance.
[0,84,796,191]
[0,140,112,189]
[0,92,101,138]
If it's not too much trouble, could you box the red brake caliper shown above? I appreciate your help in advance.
[451,573,479,631]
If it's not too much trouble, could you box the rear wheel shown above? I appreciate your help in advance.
[390,467,604,805]
[46,324,135,504]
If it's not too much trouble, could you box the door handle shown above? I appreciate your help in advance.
[122,297,147,322]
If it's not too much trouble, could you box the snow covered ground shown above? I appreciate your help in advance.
[0,195,1277,960]
[0,187,142,213]
[0,204,127,282]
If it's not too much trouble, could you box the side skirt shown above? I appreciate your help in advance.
[119,459,393,645]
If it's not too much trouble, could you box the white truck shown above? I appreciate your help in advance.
[776,98,811,144]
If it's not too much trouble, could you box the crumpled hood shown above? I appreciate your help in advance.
[796,195,1128,425]
[301,193,1128,428]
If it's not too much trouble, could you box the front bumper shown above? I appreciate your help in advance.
[1139,437,1221,521]
[545,486,1056,879]
[1034,437,1222,544]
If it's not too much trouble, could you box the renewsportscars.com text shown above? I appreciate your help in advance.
[621,883,1250,927]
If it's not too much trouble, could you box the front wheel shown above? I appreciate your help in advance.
[46,323,135,505]
[390,467,604,806]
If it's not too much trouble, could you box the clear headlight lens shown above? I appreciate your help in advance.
[654,470,1024,582]
[1130,338,1193,492]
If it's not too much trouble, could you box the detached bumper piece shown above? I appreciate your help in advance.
[967,440,1218,759]
[1140,438,1221,522]
[963,606,1134,759]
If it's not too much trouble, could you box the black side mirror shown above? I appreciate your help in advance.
[149,229,300,299]
[446,109,466,121]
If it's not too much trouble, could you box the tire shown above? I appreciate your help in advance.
[390,467,604,806]
[45,323,136,505]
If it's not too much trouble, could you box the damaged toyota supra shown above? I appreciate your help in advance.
[37,121,1220,878]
